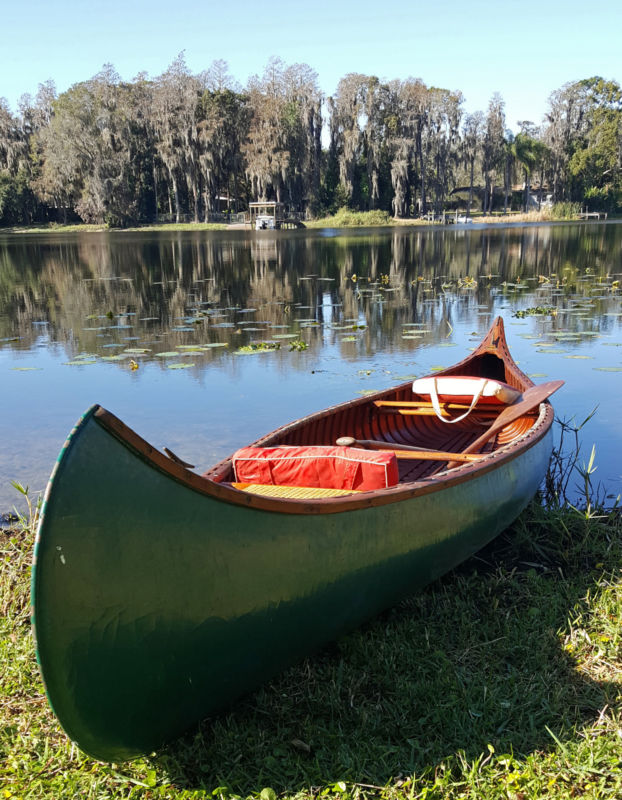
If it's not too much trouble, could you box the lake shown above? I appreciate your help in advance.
[1,221,621,515]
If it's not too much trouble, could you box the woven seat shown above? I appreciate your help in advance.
[231,483,360,499]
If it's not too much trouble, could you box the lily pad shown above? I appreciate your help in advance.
[167,363,195,369]
[594,367,622,372]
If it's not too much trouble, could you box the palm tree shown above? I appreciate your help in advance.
[512,132,539,211]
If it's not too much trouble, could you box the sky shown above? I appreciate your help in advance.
[2,0,620,134]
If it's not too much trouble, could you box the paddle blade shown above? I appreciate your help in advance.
[463,380,564,455]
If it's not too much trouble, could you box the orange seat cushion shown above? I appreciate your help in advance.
[232,445,398,491]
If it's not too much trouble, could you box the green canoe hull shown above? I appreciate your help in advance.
[32,406,552,761]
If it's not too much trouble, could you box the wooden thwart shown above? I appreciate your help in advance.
[377,406,498,418]
[374,399,503,411]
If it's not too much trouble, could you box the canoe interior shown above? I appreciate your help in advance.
[204,317,537,488]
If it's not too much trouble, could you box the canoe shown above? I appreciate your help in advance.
[32,317,560,762]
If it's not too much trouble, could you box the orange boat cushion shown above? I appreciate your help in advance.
[232,445,399,491]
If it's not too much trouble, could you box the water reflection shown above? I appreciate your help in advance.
[1,223,621,511]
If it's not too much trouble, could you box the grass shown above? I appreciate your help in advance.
[303,207,588,229]
[1,477,621,798]
[3,223,111,233]
[2,221,230,234]
[306,209,394,228]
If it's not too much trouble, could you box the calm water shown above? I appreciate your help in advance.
[1,222,621,513]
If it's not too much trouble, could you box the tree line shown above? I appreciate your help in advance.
[0,55,620,226]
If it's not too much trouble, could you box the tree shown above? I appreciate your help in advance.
[244,58,321,212]
[482,94,506,213]
[0,99,28,175]
[461,111,484,217]
[567,78,622,210]
[152,53,202,221]
[328,73,368,206]
[426,87,463,215]
[512,132,539,210]
[199,85,249,213]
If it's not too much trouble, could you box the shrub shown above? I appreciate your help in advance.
[318,207,393,227]
[550,202,581,220]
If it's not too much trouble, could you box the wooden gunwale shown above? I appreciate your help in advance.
[93,317,555,516]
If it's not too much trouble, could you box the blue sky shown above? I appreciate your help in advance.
[2,0,619,134]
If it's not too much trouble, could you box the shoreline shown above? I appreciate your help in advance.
[2,211,617,236]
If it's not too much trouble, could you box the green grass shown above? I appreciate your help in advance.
[123,223,229,232]
[3,222,111,233]
[2,497,621,798]
[306,209,394,228]
[2,221,230,234]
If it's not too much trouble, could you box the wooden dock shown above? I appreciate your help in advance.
[580,209,608,220]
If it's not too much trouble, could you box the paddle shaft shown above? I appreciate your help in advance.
[336,437,483,463]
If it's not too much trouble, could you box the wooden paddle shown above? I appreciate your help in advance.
[461,379,564,455]
[335,436,483,463]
